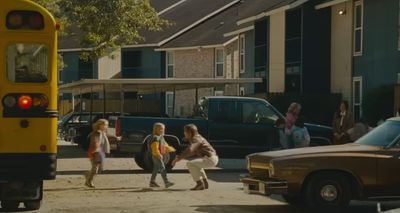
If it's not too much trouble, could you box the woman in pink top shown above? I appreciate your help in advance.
[285,102,302,134]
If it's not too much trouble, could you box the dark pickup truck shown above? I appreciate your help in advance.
[116,96,332,169]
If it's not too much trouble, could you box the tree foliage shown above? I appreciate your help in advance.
[32,0,168,60]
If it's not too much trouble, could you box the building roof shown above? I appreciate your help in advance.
[136,0,238,46]
[158,1,246,49]
[236,0,307,26]
[59,78,262,94]
[59,0,238,50]
[150,0,183,13]
[159,0,308,50]
[315,0,347,10]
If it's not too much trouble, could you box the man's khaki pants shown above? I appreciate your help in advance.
[186,155,218,181]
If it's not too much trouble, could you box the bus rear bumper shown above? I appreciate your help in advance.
[0,153,57,181]
[0,181,43,201]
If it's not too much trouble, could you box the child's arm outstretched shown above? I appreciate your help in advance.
[165,143,176,153]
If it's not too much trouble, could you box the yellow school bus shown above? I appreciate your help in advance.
[0,0,58,210]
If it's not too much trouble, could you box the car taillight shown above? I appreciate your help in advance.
[116,118,121,137]
[18,95,33,110]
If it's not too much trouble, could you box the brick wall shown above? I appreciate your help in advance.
[171,43,240,117]
[173,49,214,117]
[224,40,240,96]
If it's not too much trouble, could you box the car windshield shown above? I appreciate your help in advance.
[355,120,400,147]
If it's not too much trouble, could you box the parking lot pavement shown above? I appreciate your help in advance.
[14,141,400,213]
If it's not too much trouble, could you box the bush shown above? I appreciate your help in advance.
[264,93,342,126]
[362,85,394,126]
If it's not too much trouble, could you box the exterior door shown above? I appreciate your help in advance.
[353,77,362,121]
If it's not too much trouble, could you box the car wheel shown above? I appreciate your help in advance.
[304,173,351,211]
[24,201,41,210]
[1,201,20,210]
[282,194,304,205]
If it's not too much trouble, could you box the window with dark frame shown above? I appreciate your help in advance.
[166,51,174,78]
[285,8,302,92]
[239,34,245,73]
[354,1,363,56]
[122,50,141,69]
[398,0,400,50]
[215,49,224,77]
[78,58,93,79]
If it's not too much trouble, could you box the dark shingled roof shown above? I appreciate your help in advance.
[160,0,301,48]
[138,0,236,45]
[59,0,236,49]
[59,26,82,50]
[150,0,182,12]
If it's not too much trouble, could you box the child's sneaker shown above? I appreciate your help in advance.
[149,181,160,188]
[165,182,174,188]
[85,181,95,188]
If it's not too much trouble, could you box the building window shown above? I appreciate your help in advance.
[78,58,93,79]
[240,87,245,96]
[166,91,174,117]
[214,90,224,96]
[215,48,224,77]
[166,51,174,78]
[239,34,245,73]
[398,0,400,50]
[122,50,141,69]
[285,9,302,92]
[254,19,269,74]
[354,1,363,56]
[353,77,363,121]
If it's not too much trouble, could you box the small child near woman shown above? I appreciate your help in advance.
[292,116,310,148]
[276,118,292,149]
[149,123,176,188]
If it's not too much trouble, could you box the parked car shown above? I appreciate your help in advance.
[115,96,332,170]
[240,117,400,211]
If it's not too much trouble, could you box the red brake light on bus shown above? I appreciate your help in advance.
[18,95,33,110]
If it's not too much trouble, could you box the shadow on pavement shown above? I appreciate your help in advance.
[111,187,188,193]
[57,144,86,159]
[206,172,242,183]
[192,204,307,213]
[57,168,244,176]
[191,204,391,213]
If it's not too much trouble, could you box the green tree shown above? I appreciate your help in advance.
[32,0,168,60]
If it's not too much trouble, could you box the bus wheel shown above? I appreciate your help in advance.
[24,200,42,210]
[1,201,20,210]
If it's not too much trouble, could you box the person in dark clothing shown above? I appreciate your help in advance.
[332,100,354,144]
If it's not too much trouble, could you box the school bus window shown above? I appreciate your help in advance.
[7,43,48,83]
